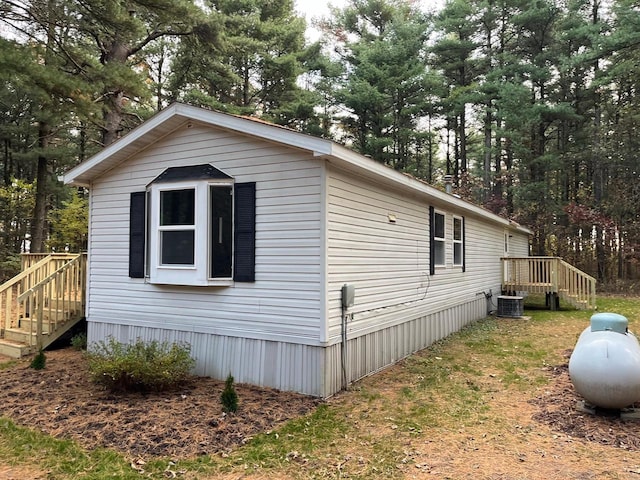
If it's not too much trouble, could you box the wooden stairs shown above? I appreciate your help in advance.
[501,256,596,310]
[0,253,86,358]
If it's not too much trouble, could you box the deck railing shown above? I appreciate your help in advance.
[16,254,86,350]
[1,254,85,349]
[501,257,596,310]
[2,254,76,331]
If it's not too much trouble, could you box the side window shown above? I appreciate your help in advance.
[453,216,463,266]
[434,211,445,266]
[210,185,233,278]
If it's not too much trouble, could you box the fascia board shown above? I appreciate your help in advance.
[177,104,334,156]
[64,103,333,186]
[327,144,533,235]
[63,102,531,236]
[63,105,180,186]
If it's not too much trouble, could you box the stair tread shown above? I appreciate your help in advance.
[7,327,53,335]
[0,337,28,346]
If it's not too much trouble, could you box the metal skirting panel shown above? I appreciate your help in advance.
[333,296,486,390]
[87,323,327,397]
[88,296,487,398]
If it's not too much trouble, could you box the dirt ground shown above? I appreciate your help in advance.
[0,349,319,459]
[2,347,640,479]
[531,350,640,451]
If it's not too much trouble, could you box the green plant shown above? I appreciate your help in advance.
[0,253,21,283]
[87,337,195,392]
[70,332,87,350]
[221,373,239,413]
[29,349,46,370]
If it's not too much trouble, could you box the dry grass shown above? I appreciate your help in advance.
[1,296,640,479]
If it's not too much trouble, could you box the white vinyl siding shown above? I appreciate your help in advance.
[87,124,323,345]
[325,164,530,345]
[81,110,532,397]
[508,229,530,257]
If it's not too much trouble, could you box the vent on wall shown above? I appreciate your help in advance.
[497,295,524,318]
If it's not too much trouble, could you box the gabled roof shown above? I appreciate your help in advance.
[63,103,531,234]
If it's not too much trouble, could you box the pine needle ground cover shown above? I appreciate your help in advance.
[1,297,640,479]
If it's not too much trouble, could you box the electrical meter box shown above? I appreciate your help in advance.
[342,284,355,308]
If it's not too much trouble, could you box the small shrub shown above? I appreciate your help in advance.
[30,350,46,370]
[87,337,195,392]
[221,373,238,413]
[70,333,87,350]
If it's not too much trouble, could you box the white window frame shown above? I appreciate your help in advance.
[158,187,196,267]
[453,216,463,267]
[147,179,234,286]
[433,210,446,267]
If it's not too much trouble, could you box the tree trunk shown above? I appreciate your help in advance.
[31,122,50,253]
[3,139,10,186]
[101,37,130,146]
[459,107,467,175]
[483,107,492,201]
[591,0,606,282]
[102,91,125,146]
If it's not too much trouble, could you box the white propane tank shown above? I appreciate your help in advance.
[568,313,640,409]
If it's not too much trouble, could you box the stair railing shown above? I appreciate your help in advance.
[16,254,86,350]
[557,259,597,310]
[501,256,596,309]
[2,254,74,334]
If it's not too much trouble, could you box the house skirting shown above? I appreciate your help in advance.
[87,296,487,398]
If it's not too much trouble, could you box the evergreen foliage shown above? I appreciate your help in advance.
[29,350,46,370]
[221,373,239,413]
[70,333,88,351]
[168,0,315,128]
[1,0,640,287]
[87,338,195,392]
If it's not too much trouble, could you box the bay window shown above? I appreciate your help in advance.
[128,164,255,286]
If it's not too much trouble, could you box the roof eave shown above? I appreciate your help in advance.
[326,144,533,234]
[64,103,531,235]
[64,103,333,186]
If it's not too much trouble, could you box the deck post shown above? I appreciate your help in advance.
[546,292,559,311]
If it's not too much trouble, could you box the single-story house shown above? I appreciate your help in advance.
[64,103,531,398]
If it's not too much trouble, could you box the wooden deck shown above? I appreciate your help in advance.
[0,253,86,357]
[501,256,596,310]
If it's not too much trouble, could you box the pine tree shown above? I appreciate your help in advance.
[169,0,314,127]
[328,0,434,173]
[220,374,238,413]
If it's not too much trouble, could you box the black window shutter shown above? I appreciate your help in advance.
[429,206,435,276]
[234,182,256,282]
[462,216,466,273]
[129,192,146,278]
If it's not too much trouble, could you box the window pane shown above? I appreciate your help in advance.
[161,230,194,265]
[210,186,233,278]
[454,243,462,265]
[435,240,445,266]
[434,213,445,238]
[453,218,462,241]
[161,189,195,226]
